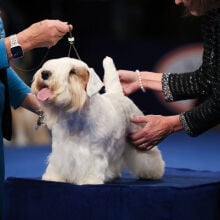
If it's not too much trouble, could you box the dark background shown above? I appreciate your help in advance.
[0,0,203,115]
[1,0,201,40]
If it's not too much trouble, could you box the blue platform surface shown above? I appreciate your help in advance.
[4,129,220,179]
[4,167,220,220]
[3,129,220,220]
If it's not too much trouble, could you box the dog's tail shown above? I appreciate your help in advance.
[103,56,124,95]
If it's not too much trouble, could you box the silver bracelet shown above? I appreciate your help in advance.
[136,70,146,93]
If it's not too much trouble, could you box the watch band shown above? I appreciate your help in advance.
[10,34,19,47]
[10,34,24,58]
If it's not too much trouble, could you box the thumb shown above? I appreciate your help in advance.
[131,115,147,123]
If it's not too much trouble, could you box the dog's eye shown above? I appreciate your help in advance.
[69,69,76,75]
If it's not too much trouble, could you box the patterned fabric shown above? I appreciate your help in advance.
[162,9,220,136]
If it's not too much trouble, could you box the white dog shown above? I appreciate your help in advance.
[31,56,165,185]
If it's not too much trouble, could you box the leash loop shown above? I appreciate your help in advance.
[67,28,81,60]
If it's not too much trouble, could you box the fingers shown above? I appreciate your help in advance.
[40,19,73,34]
[44,20,73,48]
[129,116,157,151]
[130,135,157,151]
[129,117,148,142]
[57,22,73,34]
[137,143,155,151]
[68,24,73,31]
[131,115,147,124]
[56,24,71,35]
[128,114,171,151]
[118,70,144,96]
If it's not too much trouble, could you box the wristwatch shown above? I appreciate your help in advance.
[10,34,24,58]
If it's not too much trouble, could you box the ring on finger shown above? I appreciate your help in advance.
[138,143,154,151]
[138,143,147,149]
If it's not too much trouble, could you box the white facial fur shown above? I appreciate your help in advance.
[31,57,102,113]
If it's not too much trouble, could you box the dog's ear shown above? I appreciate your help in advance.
[86,68,104,97]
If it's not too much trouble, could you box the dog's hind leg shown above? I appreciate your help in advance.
[123,145,165,180]
[103,56,124,94]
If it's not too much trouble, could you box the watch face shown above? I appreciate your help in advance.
[11,46,23,58]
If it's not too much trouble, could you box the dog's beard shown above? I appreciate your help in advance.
[52,89,88,113]
[32,80,88,114]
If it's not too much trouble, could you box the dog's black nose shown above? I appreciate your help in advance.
[41,70,51,80]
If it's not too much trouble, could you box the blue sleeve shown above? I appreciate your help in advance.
[0,17,6,38]
[7,67,31,109]
[0,17,9,70]
[0,17,30,109]
[0,39,9,70]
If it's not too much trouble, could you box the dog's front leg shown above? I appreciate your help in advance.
[76,176,104,185]
[42,164,66,183]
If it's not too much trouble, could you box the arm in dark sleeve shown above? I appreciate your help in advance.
[180,96,220,136]
[162,68,220,136]
[162,67,211,102]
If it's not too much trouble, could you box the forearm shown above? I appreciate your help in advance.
[4,35,31,60]
[4,27,38,60]
[140,71,163,92]
[167,115,183,133]
[4,19,71,60]
[161,69,211,102]
[180,97,220,136]
[20,93,42,115]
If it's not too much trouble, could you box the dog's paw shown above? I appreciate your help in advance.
[42,172,66,183]
[76,177,104,185]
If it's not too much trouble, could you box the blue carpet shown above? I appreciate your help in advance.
[159,130,220,171]
[4,129,220,179]
[3,130,220,220]
[4,146,50,178]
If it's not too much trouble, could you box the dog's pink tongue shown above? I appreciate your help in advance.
[37,88,52,101]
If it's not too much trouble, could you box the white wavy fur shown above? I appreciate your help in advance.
[31,56,165,185]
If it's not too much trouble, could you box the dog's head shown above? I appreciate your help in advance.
[31,57,104,113]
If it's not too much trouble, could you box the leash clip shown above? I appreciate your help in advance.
[35,111,46,130]
[67,28,81,60]
[68,32,75,45]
